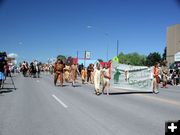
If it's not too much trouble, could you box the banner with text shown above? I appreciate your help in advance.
[110,62,153,91]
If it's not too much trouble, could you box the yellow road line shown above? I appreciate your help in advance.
[138,94,180,107]
[112,88,180,107]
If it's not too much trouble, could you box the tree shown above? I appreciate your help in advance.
[162,47,167,61]
[146,52,161,66]
[57,55,66,61]
[118,52,126,64]
[117,52,146,66]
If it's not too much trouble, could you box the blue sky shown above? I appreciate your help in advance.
[0,0,180,62]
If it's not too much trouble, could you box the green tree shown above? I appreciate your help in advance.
[146,52,161,66]
[57,55,66,61]
[118,52,146,66]
[118,52,126,63]
[162,47,167,61]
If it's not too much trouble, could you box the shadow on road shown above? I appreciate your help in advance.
[56,84,69,87]
[109,91,153,95]
[55,84,82,88]
[0,88,14,94]
[73,85,82,88]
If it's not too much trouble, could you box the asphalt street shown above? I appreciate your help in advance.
[0,73,180,135]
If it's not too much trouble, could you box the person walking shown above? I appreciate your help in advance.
[153,62,159,94]
[21,61,28,77]
[161,60,169,88]
[0,57,6,88]
[4,64,10,77]
[94,63,101,95]
[81,67,87,84]
[32,62,37,78]
[36,62,41,78]
[172,70,178,85]
[87,64,92,83]
[70,63,78,87]
[90,64,94,84]
[64,64,71,82]
[29,62,34,77]
[54,60,64,87]
[102,63,111,95]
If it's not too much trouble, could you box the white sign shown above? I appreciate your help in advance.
[85,51,91,59]
[110,62,153,91]
[174,52,180,62]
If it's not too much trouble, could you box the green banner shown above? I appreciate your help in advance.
[110,62,153,91]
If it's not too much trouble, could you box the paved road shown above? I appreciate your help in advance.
[0,73,180,135]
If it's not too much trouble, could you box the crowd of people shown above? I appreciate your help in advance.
[1,51,180,95]
[52,59,111,96]
[152,60,180,94]
[20,61,41,78]
[18,59,179,95]
[80,62,111,95]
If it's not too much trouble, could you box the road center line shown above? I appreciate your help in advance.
[52,94,68,108]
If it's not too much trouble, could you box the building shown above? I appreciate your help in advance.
[167,24,180,66]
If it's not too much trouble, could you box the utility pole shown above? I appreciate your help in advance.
[84,50,86,67]
[117,40,119,57]
[77,51,79,59]
[106,46,109,61]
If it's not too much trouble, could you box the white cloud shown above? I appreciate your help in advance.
[87,25,93,29]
